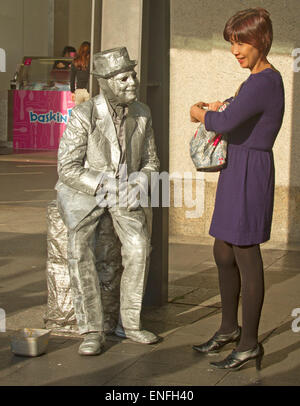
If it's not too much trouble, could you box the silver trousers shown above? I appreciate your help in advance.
[67,206,151,335]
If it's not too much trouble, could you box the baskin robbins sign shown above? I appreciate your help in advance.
[29,109,72,124]
[13,90,75,150]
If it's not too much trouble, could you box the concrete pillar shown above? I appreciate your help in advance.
[68,0,93,50]
[101,0,142,76]
[54,0,69,57]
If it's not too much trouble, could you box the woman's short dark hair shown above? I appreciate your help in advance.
[223,8,273,56]
[62,46,76,57]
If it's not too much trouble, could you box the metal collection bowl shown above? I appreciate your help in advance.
[10,328,51,357]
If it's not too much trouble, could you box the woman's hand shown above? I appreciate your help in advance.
[55,62,65,69]
[207,101,223,111]
[190,102,208,123]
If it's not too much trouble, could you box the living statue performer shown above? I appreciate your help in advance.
[55,47,160,355]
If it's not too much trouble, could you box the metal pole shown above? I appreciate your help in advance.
[48,0,54,57]
[89,0,95,96]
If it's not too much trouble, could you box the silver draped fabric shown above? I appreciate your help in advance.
[44,200,123,335]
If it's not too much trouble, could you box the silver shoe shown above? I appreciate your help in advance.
[78,332,104,356]
[115,324,160,344]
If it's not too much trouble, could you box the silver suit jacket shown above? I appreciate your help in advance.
[55,92,160,230]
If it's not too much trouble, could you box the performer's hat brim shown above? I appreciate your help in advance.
[92,47,137,79]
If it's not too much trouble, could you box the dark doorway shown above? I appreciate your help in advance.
[140,0,170,306]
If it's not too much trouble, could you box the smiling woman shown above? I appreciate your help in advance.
[224,8,273,74]
[224,8,273,56]
[191,8,285,372]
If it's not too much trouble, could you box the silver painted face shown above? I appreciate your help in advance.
[107,70,138,104]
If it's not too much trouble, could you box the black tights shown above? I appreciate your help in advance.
[213,239,265,351]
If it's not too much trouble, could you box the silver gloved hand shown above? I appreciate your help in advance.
[96,172,118,208]
[127,172,149,211]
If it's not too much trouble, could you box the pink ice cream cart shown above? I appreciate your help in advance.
[12,56,75,150]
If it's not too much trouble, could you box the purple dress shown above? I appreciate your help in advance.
[204,68,285,246]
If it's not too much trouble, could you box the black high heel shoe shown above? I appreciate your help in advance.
[192,326,241,354]
[210,343,264,371]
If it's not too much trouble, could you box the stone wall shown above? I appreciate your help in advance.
[0,0,53,91]
[101,0,142,67]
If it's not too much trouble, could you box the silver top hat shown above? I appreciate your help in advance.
[92,47,137,79]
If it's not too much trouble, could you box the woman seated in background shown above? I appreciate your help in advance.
[53,46,76,70]
[70,41,90,105]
